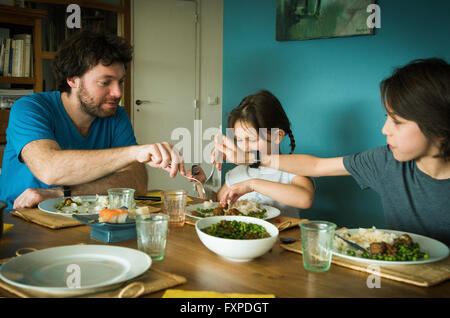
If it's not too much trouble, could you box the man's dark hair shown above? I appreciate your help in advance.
[53,30,133,93]
[380,58,450,160]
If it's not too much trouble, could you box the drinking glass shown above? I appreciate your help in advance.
[135,214,170,261]
[299,221,336,272]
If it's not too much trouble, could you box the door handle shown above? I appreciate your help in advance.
[135,99,151,106]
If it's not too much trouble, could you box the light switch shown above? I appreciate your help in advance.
[207,96,219,105]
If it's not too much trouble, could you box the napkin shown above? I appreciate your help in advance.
[162,289,275,298]
[10,209,83,229]
[271,216,308,231]
[3,223,14,233]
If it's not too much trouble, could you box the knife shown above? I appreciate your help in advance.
[134,196,161,201]
[335,234,369,254]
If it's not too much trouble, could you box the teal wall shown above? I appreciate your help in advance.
[222,0,450,228]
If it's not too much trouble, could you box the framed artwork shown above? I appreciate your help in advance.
[276,0,376,41]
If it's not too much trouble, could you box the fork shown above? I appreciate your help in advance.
[167,163,207,199]
[184,174,207,199]
[202,135,222,198]
[203,164,216,198]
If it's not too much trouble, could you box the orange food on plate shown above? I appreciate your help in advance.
[98,208,129,223]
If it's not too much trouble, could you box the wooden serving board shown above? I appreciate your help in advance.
[281,240,450,287]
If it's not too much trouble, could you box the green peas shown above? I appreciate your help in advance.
[203,220,270,240]
[346,250,356,256]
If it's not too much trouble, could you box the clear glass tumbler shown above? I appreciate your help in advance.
[161,190,187,227]
[107,188,136,210]
[299,221,337,272]
[135,214,170,261]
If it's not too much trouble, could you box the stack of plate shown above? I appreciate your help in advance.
[0,245,151,297]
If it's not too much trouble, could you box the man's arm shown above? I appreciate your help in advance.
[13,163,147,209]
[21,139,184,186]
[71,162,148,196]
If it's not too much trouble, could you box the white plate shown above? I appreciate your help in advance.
[186,202,280,220]
[0,245,151,297]
[332,229,449,265]
[38,196,106,217]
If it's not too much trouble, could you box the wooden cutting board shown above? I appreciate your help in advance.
[281,240,450,287]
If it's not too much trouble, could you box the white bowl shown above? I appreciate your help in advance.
[195,216,279,262]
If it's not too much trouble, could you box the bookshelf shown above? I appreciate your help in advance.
[0,1,131,169]
[0,5,46,168]
[0,5,46,91]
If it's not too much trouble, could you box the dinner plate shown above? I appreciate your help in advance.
[332,229,449,265]
[186,202,280,220]
[0,245,151,297]
[38,195,106,217]
[72,214,135,228]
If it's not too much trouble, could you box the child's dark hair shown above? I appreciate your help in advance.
[53,30,133,93]
[380,58,450,160]
[228,90,295,154]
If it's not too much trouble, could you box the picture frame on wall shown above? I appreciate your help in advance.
[276,0,376,41]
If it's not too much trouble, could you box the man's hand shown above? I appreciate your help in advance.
[135,142,186,178]
[13,187,63,210]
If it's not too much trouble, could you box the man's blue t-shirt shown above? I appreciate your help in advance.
[0,91,137,209]
[343,146,450,246]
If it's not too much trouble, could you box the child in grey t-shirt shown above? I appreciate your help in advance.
[216,58,450,246]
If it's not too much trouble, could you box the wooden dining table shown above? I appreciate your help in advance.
[0,198,449,298]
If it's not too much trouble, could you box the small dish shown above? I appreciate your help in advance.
[72,214,137,243]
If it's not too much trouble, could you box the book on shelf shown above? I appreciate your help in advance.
[0,88,34,109]
[0,28,9,76]
[0,88,34,95]
[11,39,24,77]
[0,33,32,78]
[13,34,31,77]
[2,38,11,76]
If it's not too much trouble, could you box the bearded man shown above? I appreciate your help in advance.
[0,30,185,210]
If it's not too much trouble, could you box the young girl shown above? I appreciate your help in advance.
[188,90,315,218]
[216,58,450,245]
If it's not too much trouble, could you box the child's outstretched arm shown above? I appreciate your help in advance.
[265,154,350,177]
[213,134,350,177]
[219,176,314,208]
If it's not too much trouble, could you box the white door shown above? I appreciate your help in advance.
[132,0,198,193]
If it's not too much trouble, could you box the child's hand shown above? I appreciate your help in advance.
[213,134,248,169]
[186,166,207,183]
[220,180,255,206]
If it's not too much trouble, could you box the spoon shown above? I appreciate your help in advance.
[279,237,299,244]
[334,234,369,254]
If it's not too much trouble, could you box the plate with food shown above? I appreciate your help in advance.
[38,195,109,217]
[186,199,280,220]
[333,227,449,265]
[72,208,135,227]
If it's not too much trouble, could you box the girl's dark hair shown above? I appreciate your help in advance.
[53,30,133,93]
[380,58,450,160]
[228,90,295,154]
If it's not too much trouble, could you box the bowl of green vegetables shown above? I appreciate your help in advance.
[195,216,279,262]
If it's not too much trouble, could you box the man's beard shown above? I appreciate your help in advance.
[77,84,120,118]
